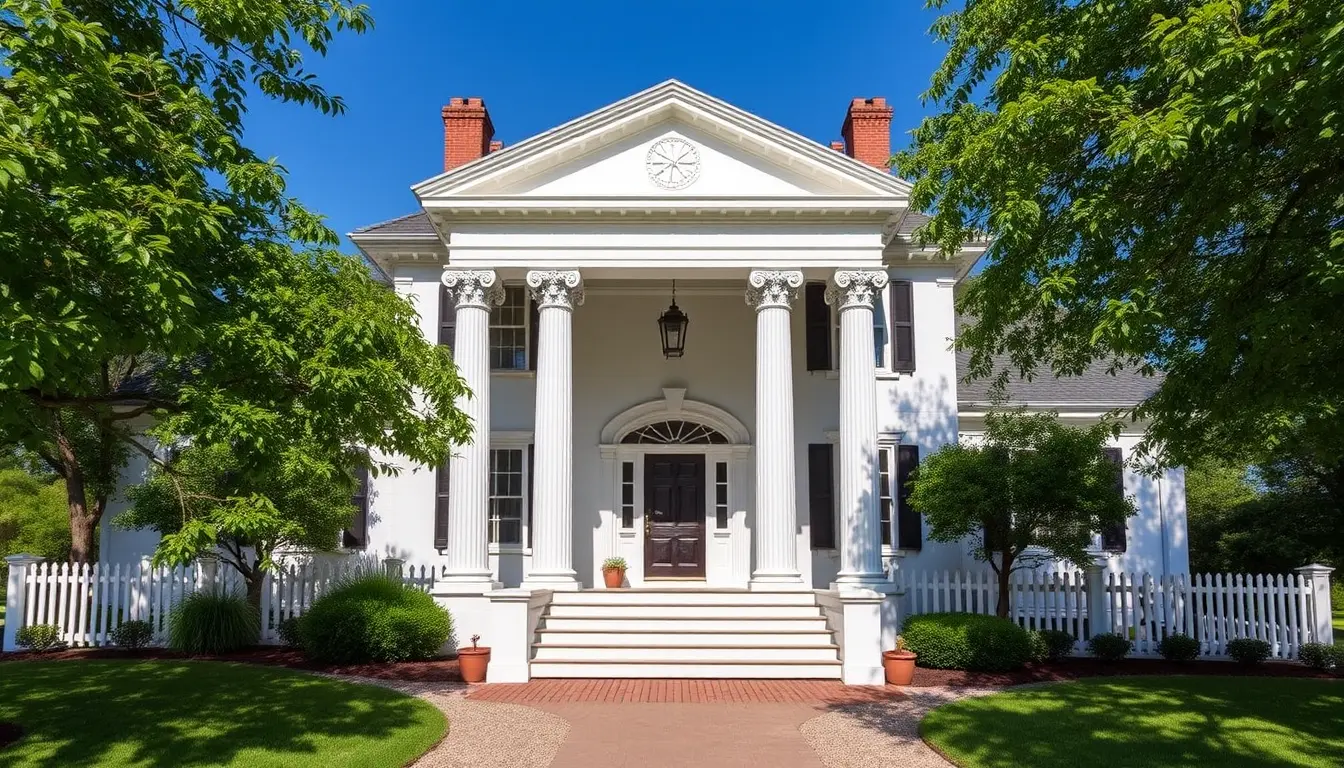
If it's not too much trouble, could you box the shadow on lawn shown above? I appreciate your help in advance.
[0,660,440,768]
[831,677,1344,768]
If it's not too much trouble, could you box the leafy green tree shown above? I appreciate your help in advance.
[0,2,471,561]
[120,441,355,608]
[896,1,1344,473]
[907,410,1134,617]
[0,467,71,563]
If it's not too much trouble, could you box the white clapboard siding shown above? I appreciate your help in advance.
[17,557,433,648]
[897,568,1324,660]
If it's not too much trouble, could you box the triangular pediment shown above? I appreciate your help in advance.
[412,80,910,203]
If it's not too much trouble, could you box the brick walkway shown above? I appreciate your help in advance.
[466,679,908,704]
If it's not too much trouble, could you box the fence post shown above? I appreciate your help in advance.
[1296,563,1335,645]
[383,557,405,581]
[1083,558,1109,641]
[3,554,44,652]
[197,553,220,593]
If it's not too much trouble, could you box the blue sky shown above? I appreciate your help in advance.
[241,0,951,248]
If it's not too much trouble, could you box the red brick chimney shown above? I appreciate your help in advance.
[840,97,893,171]
[441,97,494,171]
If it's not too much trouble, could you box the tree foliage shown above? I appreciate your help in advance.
[907,410,1134,616]
[896,1,1344,471]
[0,467,71,563]
[0,1,471,561]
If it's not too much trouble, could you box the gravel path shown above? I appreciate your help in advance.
[800,686,999,768]
[338,677,570,768]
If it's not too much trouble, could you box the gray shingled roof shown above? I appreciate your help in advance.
[955,347,1161,406]
[897,211,930,237]
[353,212,434,236]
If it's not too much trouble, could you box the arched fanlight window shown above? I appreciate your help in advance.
[620,420,729,445]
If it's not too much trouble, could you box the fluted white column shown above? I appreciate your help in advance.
[521,270,583,591]
[440,270,504,589]
[828,270,889,587]
[746,270,806,590]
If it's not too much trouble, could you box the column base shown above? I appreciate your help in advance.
[831,572,893,591]
[749,571,807,591]
[437,572,502,594]
[520,570,581,592]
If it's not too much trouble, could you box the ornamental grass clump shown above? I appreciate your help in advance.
[902,613,1033,672]
[168,590,259,654]
[299,573,452,664]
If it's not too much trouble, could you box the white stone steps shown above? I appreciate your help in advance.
[549,590,816,606]
[532,644,840,662]
[535,629,833,646]
[545,603,821,619]
[539,616,830,632]
[528,659,843,679]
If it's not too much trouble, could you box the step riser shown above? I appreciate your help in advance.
[546,604,820,619]
[532,646,839,662]
[529,662,843,679]
[536,632,834,646]
[540,618,830,632]
[549,591,817,606]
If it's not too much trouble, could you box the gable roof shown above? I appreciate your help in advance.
[352,211,434,237]
[412,79,912,201]
[955,347,1161,408]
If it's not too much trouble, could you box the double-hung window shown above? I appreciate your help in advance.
[490,285,531,371]
[488,448,525,545]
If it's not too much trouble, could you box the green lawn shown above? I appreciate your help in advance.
[1334,607,1342,644]
[0,660,446,767]
[922,676,1344,768]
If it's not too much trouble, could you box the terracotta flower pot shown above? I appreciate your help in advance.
[603,568,626,589]
[458,647,491,683]
[883,650,917,686]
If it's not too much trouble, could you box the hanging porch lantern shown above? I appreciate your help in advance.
[658,281,689,358]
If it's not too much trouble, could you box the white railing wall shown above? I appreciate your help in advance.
[2,555,434,651]
[897,566,1335,660]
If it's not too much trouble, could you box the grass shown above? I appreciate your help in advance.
[0,660,446,767]
[921,676,1344,768]
[1333,606,1342,644]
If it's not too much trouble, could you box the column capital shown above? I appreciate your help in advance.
[825,270,889,310]
[745,270,804,310]
[526,270,585,310]
[442,269,505,310]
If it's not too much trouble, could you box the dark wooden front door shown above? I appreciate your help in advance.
[643,454,706,578]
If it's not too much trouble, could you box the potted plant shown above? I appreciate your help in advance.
[602,556,627,588]
[883,635,918,686]
[458,634,490,683]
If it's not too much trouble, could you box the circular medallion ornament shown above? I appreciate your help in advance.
[645,137,701,190]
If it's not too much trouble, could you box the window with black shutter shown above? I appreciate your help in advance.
[808,443,836,549]
[1101,447,1127,551]
[804,283,832,371]
[527,296,540,371]
[343,464,369,549]
[434,462,450,550]
[896,444,922,550]
[439,285,457,349]
[890,281,915,373]
[526,444,535,547]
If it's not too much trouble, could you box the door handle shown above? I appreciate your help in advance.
[645,513,651,536]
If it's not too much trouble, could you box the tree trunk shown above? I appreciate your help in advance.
[995,550,1015,618]
[245,570,265,613]
[59,439,100,564]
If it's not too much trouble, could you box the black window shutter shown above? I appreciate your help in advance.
[439,285,456,350]
[526,444,535,549]
[808,443,836,549]
[528,296,540,371]
[343,465,369,549]
[804,283,832,371]
[434,461,450,550]
[890,281,915,373]
[896,444,922,550]
[1101,447,1127,552]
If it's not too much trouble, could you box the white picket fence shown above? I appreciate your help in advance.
[3,557,434,650]
[897,567,1336,660]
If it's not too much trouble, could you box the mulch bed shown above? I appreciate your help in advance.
[0,722,22,750]
[0,646,464,682]
[909,656,1340,687]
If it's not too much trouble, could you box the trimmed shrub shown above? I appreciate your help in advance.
[111,619,155,651]
[902,613,1033,672]
[1299,643,1335,670]
[1227,638,1272,665]
[1156,633,1200,663]
[167,589,259,654]
[1029,629,1076,662]
[277,616,303,649]
[1087,632,1132,662]
[16,624,64,652]
[299,573,452,664]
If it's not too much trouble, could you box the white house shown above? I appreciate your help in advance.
[99,80,1188,683]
